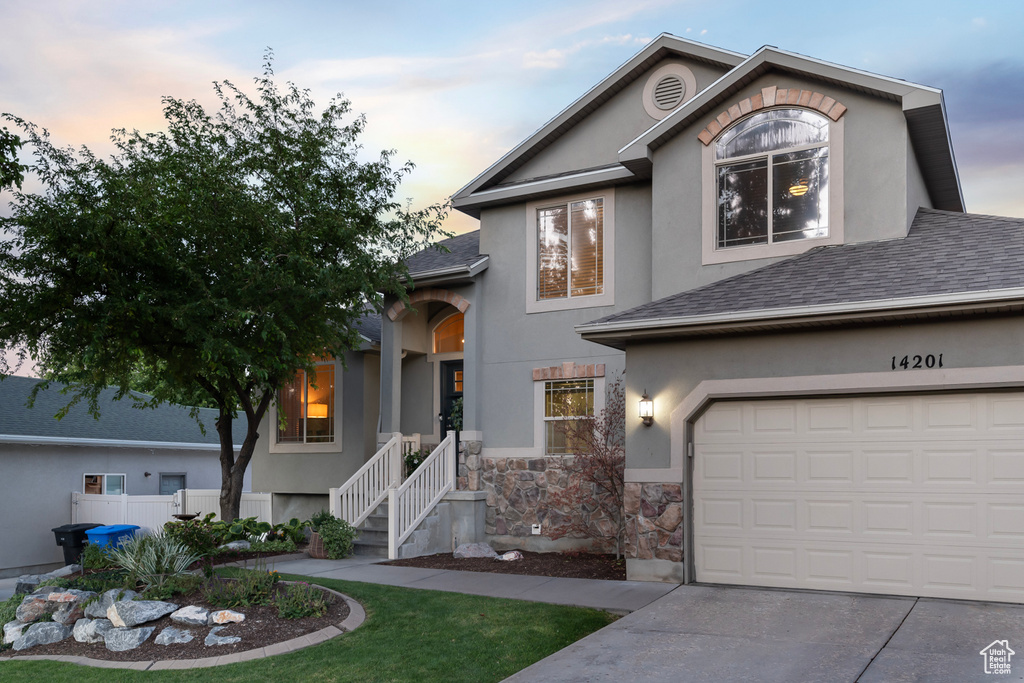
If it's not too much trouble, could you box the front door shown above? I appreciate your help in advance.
[439,360,464,440]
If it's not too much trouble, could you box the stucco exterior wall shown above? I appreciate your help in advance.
[650,73,919,300]
[505,58,730,184]
[0,444,227,576]
[252,349,375,495]
[474,183,657,452]
[623,316,1024,473]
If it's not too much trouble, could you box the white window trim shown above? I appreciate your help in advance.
[526,189,615,314]
[701,112,844,265]
[83,473,126,495]
[268,359,343,454]
[533,376,606,454]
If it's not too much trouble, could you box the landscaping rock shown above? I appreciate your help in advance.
[220,540,251,551]
[46,564,81,579]
[52,599,88,625]
[105,626,155,652]
[205,625,241,646]
[170,605,209,626]
[3,620,27,644]
[14,594,49,624]
[155,626,194,645]
[73,618,114,644]
[13,575,39,596]
[453,542,498,559]
[85,588,139,618]
[12,622,71,651]
[208,609,245,625]
[16,588,96,626]
[107,600,178,628]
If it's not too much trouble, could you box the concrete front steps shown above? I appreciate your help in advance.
[351,491,488,559]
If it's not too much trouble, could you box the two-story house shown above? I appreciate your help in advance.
[253,34,1024,603]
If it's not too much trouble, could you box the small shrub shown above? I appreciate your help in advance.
[81,542,116,570]
[213,516,273,543]
[310,509,333,533]
[248,538,297,553]
[164,515,219,557]
[201,566,278,608]
[267,518,309,544]
[317,516,357,559]
[404,447,429,476]
[276,581,332,619]
[142,573,204,601]
[108,532,202,590]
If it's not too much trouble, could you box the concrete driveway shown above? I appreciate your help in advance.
[505,585,1024,682]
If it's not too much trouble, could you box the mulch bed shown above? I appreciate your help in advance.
[383,550,627,581]
[0,580,349,662]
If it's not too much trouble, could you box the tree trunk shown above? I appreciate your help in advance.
[218,388,273,522]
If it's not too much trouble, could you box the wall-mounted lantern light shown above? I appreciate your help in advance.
[639,391,654,426]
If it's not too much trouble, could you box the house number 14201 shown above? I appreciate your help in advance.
[891,354,943,370]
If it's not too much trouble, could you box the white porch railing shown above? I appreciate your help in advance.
[388,433,455,559]
[329,433,402,528]
[401,432,421,456]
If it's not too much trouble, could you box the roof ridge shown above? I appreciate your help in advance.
[917,206,1024,225]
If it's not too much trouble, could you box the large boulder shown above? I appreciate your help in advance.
[13,575,40,596]
[3,620,27,645]
[73,618,114,644]
[155,627,194,645]
[205,626,240,646]
[107,600,178,628]
[105,626,155,652]
[453,542,498,559]
[12,622,71,651]
[84,589,139,619]
[170,605,209,626]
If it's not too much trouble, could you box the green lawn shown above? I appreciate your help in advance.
[1,574,615,682]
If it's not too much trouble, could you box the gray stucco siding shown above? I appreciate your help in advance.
[649,73,919,301]
[623,316,1024,472]
[400,354,435,437]
[503,58,730,185]
[1,444,227,576]
[251,349,374,495]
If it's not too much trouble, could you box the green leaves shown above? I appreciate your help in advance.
[0,54,446,519]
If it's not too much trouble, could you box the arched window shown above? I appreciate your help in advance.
[715,108,829,249]
[433,313,464,354]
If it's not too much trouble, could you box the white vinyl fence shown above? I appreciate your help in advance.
[72,489,272,533]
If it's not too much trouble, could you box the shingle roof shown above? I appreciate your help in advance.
[589,209,1024,326]
[353,310,381,344]
[405,231,483,275]
[0,375,220,444]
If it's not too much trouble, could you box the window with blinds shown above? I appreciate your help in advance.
[277,363,335,444]
[537,198,603,300]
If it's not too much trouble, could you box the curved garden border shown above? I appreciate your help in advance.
[4,583,365,670]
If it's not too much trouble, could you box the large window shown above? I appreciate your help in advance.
[716,109,829,249]
[544,379,595,455]
[537,198,604,300]
[277,364,335,444]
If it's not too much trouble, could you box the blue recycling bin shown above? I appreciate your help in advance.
[84,524,140,549]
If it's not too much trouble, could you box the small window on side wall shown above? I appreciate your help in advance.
[715,109,829,249]
[544,379,595,455]
[84,474,125,495]
[277,363,335,444]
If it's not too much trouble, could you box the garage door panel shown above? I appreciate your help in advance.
[694,393,1024,603]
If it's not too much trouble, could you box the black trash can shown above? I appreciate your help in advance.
[51,523,102,565]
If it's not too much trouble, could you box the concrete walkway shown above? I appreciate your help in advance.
[264,555,678,614]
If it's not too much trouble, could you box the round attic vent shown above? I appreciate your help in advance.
[653,75,685,110]
[642,63,697,120]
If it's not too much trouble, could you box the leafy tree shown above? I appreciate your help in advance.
[0,126,24,190]
[0,55,445,520]
[545,376,626,558]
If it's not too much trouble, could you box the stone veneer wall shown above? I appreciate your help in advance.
[623,483,683,562]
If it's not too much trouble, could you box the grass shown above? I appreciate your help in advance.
[0,573,616,682]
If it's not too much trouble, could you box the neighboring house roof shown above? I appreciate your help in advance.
[578,209,1024,348]
[618,45,963,212]
[404,230,488,286]
[0,375,221,449]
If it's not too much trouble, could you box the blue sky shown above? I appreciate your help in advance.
[3,0,1023,237]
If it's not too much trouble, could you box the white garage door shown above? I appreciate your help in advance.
[693,392,1024,603]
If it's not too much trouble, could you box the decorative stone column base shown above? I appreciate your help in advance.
[623,483,683,562]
